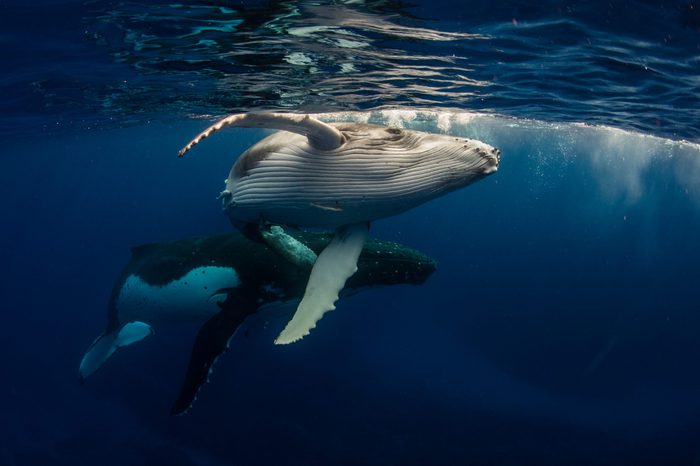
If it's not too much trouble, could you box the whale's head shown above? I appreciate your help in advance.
[445,134,500,178]
[332,123,500,193]
[441,134,499,189]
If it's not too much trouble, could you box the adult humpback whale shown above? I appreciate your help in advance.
[179,112,499,344]
[79,230,436,415]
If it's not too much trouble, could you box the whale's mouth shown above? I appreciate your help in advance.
[483,147,500,174]
[458,143,500,178]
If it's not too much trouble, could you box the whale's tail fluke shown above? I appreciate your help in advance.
[78,321,154,381]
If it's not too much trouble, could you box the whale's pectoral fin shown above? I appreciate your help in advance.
[78,321,154,381]
[260,224,318,270]
[171,295,259,416]
[178,112,344,157]
[275,222,369,345]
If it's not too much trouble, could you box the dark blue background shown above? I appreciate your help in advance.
[2,0,700,464]
[3,116,700,465]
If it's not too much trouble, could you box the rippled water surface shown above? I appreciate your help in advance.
[2,0,699,140]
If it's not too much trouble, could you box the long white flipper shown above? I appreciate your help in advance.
[178,113,345,157]
[275,223,369,345]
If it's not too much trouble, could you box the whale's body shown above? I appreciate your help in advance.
[223,122,499,228]
[179,113,499,345]
[79,231,436,414]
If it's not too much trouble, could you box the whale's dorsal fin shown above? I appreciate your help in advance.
[178,113,345,157]
[274,222,369,345]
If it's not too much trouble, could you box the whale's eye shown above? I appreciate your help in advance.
[386,128,402,135]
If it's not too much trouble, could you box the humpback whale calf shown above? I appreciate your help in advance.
[79,230,436,415]
[179,113,499,344]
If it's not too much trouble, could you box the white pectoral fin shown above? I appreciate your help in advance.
[178,112,344,156]
[78,321,154,381]
[275,223,369,345]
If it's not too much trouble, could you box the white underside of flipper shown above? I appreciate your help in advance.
[178,112,344,156]
[79,321,153,380]
[274,222,369,345]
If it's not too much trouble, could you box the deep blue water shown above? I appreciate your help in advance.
[2,1,700,465]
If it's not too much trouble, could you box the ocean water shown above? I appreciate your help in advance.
[2,1,700,465]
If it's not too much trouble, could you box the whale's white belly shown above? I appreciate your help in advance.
[117,266,240,324]
[226,140,470,228]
